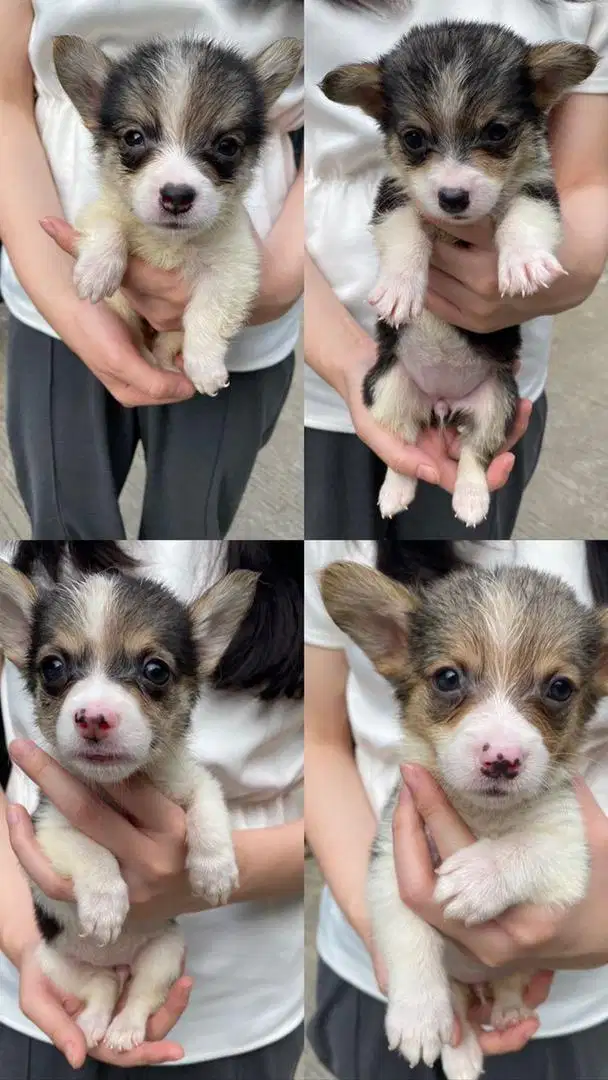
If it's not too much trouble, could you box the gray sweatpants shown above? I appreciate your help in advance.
[0,1022,303,1080]
[308,959,608,1080]
[6,315,295,540]
[304,393,547,540]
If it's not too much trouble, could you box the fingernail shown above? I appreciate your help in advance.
[39,218,56,235]
[416,465,439,485]
[9,739,36,760]
[6,805,19,826]
[503,454,515,478]
[66,1044,81,1069]
[398,782,412,809]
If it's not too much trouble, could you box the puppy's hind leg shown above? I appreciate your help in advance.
[150,330,184,372]
[490,972,536,1031]
[440,980,484,1080]
[103,924,185,1052]
[37,942,120,1049]
[451,371,517,528]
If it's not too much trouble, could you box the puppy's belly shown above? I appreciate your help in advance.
[396,317,490,406]
[56,921,175,969]
[443,938,499,985]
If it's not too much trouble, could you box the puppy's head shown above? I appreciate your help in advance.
[53,34,302,231]
[321,562,608,811]
[322,20,597,223]
[0,564,257,784]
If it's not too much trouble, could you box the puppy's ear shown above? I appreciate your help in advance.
[320,62,384,122]
[320,562,419,682]
[53,36,112,131]
[253,38,303,110]
[189,570,259,677]
[527,42,599,110]
[0,564,37,668]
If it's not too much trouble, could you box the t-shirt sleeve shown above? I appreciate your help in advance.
[574,2,608,93]
[304,542,349,649]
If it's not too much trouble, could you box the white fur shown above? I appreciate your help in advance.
[370,203,432,324]
[497,194,565,297]
[56,674,153,782]
[412,157,503,223]
[130,148,223,229]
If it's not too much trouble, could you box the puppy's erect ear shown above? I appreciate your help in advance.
[320,62,384,122]
[53,36,112,131]
[0,564,37,668]
[189,570,259,677]
[320,562,419,683]
[253,38,303,110]
[527,42,599,110]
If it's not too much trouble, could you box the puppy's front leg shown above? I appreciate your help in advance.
[73,210,129,304]
[370,185,432,325]
[36,814,129,945]
[496,183,566,298]
[184,766,239,906]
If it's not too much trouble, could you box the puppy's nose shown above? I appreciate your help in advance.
[159,183,196,215]
[438,187,470,214]
[74,706,118,741]
[480,743,524,780]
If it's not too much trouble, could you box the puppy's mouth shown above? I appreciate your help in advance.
[74,749,135,765]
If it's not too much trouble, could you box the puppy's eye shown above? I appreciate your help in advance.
[215,136,241,159]
[483,122,509,143]
[402,128,426,152]
[39,655,68,689]
[122,129,145,148]
[142,658,171,687]
[432,667,463,694]
[544,676,575,704]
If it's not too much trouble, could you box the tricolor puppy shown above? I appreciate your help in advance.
[0,562,258,1052]
[53,34,302,395]
[321,22,597,526]
[321,561,608,1080]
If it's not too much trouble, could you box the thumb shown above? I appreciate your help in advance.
[40,217,79,258]
[403,764,475,861]
[24,986,86,1069]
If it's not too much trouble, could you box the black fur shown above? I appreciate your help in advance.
[363,319,400,407]
[33,901,62,944]
[372,176,410,223]
[520,181,561,210]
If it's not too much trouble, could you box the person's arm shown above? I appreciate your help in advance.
[0,789,40,968]
[426,95,608,332]
[0,0,193,407]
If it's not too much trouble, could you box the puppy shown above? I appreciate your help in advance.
[0,561,258,1052]
[53,34,302,395]
[321,560,608,1080]
[321,22,597,526]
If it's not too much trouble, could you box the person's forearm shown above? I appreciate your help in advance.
[0,792,41,968]
[266,165,304,304]
[304,252,375,396]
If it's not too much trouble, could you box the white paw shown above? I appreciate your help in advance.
[441,1032,484,1080]
[104,1013,146,1053]
[75,878,130,944]
[434,841,509,925]
[187,850,239,905]
[498,249,566,299]
[73,248,126,304]
[378,473,417,519]
[183,345,230,397]
[369,268,426,326]
[385,990,454,1068]
[452,482,490,528]
[77,1006,112,1049]
[490,996,535,1031]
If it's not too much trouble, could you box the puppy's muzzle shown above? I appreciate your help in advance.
[160,183,196,215]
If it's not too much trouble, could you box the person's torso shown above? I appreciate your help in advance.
[304,0,600,431]
[0,540,304,1062]
[306,538,608,1038]
[1,0,304,370]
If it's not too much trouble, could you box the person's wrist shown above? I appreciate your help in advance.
[3,927,41,970]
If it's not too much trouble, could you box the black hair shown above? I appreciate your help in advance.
[320,0,406,12]
[376,539,608,607]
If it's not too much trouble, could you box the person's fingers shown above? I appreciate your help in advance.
[39,217,79,258]
[403,765,476,862]
[9,741,140,859]
[103,344,194,403]
[146,977,193,1040]
[504,400,532,452]
[475,1017,539,1056]
[468,971,554,1026]
[92,1039,185,1066]
[392,777,439,907]
[21,981,87,1070]
[105,778,185,835]
[7,804,74,901]
[486,452,516,493]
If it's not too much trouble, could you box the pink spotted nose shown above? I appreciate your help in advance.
[74,706,119,741]
[479,742,525,780]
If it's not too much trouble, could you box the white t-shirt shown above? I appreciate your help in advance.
[0,541,304,1064]
[305,539,608,1039]
[305,0,608,432]
[1,0,304,373]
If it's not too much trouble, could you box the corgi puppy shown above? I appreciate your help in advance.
[0,561,258,1052]
[321,560,608,1080]
[321,22,597,526]
[53,34,302,396]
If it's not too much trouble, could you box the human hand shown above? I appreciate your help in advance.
[425,216,584,333]
[393,764,608,972]
[18,941,191,1069]
[342,347,530,496]
[8,741,191,912]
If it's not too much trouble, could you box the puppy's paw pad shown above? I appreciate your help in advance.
[104,1015,146,1052]
[441,1036,484,1080]
[73,251,125,303]
[452,483,490,528]
[498,250,565,298]
[385,995,453,1068]
[434,842,505,924]
[77,1008,112,1048]
[369,270,426,326]
[490,999,536,1031]
[378,474,417,519]
[76,879,130,944]
[187,851,239,905]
